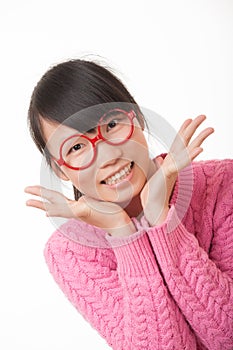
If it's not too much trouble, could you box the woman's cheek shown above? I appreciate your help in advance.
[70,170,100,198]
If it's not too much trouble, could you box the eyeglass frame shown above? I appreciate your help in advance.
[53,108,137,170]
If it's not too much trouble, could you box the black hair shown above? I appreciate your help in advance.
[28,58,143,200]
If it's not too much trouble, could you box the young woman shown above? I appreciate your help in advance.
[25,58,233,350]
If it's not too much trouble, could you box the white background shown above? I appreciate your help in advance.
[0,0,232,349]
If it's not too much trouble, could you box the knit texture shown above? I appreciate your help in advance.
[44,159,233,350]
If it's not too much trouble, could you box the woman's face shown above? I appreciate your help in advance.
[41,112,156,207]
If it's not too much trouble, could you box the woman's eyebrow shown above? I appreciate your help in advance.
[85,127,97,134]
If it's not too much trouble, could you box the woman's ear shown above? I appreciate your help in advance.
[51,160,69,181]
[137,112,145,130]
[135,107,145,130]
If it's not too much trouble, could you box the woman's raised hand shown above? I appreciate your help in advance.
[24,186,136,237]
[140,115,214,226]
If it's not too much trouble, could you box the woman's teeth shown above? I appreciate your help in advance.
[104,162,133,185]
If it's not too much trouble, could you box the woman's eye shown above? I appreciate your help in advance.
[70,143,83,153]
[107,119,118,130]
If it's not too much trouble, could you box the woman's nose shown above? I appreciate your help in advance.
[96,142,124,169]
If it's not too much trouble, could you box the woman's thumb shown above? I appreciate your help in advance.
[155,156,164,167]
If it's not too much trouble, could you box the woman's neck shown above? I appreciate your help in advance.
[124,193,144,218]
[124,158,158,218]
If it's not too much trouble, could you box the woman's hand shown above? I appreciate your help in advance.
[24,186,136,237]
[140,115,214,226]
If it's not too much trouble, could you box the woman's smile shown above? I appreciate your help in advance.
[100,161,134,186]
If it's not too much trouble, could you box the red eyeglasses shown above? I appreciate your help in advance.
[54,108,137,170]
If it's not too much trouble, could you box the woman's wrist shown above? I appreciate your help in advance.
[145,205,170,227]
[107,218,136,238]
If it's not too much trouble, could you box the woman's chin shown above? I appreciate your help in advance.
[96,176,146,209]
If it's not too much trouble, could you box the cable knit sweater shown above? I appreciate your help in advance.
[44,159,233,350]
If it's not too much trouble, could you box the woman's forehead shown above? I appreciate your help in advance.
[41,118,76,141]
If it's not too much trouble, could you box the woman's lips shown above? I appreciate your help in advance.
[101,162,134,186]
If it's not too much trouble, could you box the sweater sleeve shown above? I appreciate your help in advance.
[44,226,197,350]
[146,161,233,350]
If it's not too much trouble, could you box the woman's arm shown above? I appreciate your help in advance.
[146,160,233,350]
[44,229,125,349]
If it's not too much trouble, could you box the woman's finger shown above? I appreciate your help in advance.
[189,147,203,160]
[40,187,66,203]
[178,118,193,133]
[155,156,164,168]
[26,199,47,211]
[26,197,73,218]
[24,185,42,197]
[25,185,78,218]
[171,115,208,154]
[188,127,215,150]
[181,115,207,144]
[25,185,68,203]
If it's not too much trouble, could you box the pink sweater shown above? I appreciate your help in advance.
[44,159,233,350]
